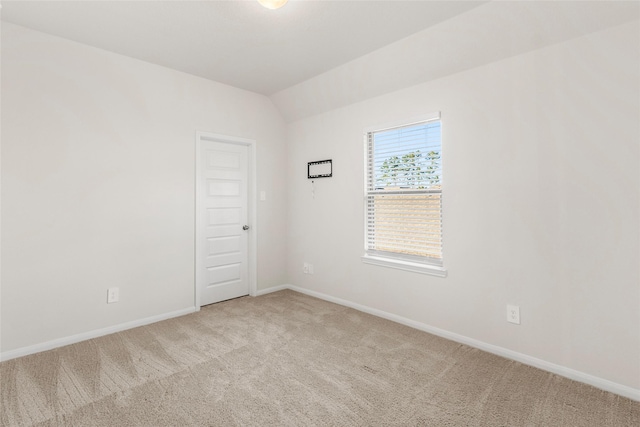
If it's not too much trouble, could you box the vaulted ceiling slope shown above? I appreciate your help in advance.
[2,1,638,123]
[271,1,640,122]
[0,0,485,95]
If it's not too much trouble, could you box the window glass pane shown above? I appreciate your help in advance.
[372,122,441,190]
[365,117,443,267]
[367,193,442,259]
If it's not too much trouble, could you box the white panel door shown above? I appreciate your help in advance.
[199,140,249,305]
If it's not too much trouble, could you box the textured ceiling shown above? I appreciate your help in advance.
[0,0,485,95]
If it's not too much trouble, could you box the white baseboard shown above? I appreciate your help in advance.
[283,284,640,402]
[1,286,289,361]
[0,307,196,362]
[253,284,289,296]
[3,284,638,402]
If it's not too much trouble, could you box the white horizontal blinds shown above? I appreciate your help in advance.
[366,119,443,263]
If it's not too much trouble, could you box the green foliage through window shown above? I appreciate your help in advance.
[377,149,441,189]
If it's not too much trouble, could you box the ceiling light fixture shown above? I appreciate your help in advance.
[257,0,288,10]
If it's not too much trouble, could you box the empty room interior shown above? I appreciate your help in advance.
[1,0,639,425]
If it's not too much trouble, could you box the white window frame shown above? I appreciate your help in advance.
[361,112,447,278]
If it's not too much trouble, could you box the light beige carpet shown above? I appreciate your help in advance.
[1,290,638,426]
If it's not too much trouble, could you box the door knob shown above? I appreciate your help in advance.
[242,225,250,231]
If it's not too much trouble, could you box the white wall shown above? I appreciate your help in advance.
[286,20,639,391]
[1,23,288,353]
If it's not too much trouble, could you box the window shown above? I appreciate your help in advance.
[362,113,446,277]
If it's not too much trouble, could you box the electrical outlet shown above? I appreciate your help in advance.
[303,262,309,274]
[107,287,120,304]
[308,264,314,275]
[507,305,520,324]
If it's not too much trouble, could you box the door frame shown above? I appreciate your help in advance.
[195,131,257,310]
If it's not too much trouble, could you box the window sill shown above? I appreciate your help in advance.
[361,254,447,278]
